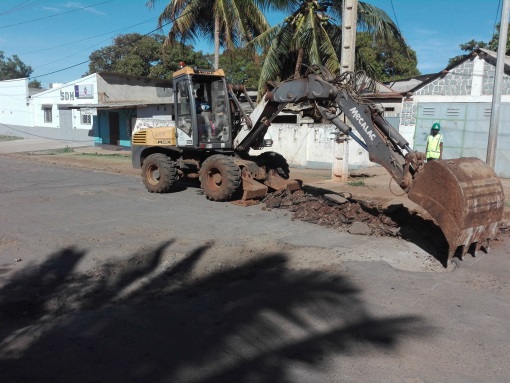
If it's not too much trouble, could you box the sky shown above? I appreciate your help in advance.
[0,0,507,87]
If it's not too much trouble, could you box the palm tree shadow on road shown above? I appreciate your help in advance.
[0,241,432,383]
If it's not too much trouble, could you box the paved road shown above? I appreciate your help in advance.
[1,156,509,383]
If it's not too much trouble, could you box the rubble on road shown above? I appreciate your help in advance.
[262,189,406,237]
[262,189,510,245]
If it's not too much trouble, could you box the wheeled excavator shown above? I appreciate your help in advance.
[131,65,505,263]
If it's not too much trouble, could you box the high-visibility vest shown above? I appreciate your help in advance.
[426,134,443,159]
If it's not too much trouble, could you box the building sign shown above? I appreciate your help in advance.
[132,117,174,133]
[80,107,97,115]
[74,84,94,99]
[60,90,75,101]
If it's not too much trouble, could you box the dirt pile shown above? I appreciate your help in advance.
[262,189,405,237]
[262,189,510,247]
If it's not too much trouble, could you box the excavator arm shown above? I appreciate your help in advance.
[234,74,423,190]
[233,71,505,263]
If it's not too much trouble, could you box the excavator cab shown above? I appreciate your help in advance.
[173,67,233,150]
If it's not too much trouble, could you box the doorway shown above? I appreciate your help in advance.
[109,112,120,145]
[59,108,73,140]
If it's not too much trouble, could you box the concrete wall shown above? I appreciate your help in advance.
[400,54,510,149]
[251,123,374,170]
[137,104,174,119]
[0,78,32,135]
[399,54,510,177]
[97,74,173,104]
[30,74,99,131]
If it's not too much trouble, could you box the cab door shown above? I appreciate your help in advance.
[191,77,232,149]
[174,78,197,147]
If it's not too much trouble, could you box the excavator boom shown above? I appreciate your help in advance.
[234,69,505,261]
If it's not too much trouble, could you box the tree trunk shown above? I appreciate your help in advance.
[214,14,220,70]
[294,48,304,79]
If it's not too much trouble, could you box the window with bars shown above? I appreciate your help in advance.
[43,107,52,123]
[81,114,92,124]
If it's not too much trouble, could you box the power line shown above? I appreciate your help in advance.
[389,0,401,34]
[19,16,159,56]
[0,0,51,16]
[0,0,114,29]
[31,60,91,79]
[493,0,502,38]
[35,35,121,70]
[30,14,181,79]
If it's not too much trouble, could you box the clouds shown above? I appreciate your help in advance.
[42,1,107,16]
[64,2,107,16]
[411,30,499,73]
[365,0,500,74]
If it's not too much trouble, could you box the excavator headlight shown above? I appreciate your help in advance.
[264,139,273,147]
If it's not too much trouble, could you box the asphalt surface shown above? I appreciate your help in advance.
[1,140,510,382]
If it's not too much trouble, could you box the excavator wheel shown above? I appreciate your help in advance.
[141,153,178,193]
[259,151,290,179]
[142,153,177,193]
[408,157,505,262]
[200,154,241,201]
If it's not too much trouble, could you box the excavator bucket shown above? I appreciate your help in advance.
[408,157,505,263]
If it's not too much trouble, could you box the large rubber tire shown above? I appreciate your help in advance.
[141,153,177,193]
[199,154,241,201]
[259,151,290,179]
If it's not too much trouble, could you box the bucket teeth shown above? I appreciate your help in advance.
[408,157,505,264]
[460,245,469,261]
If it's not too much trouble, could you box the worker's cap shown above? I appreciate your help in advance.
[431,123,441,131]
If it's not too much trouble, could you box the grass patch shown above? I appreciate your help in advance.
[79,152,128,158]
[505,200,510,209]
[0,134,23,142]
[51,146,75,154]
[347,179,365,187]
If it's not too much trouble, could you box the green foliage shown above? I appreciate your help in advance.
[54,146,75,154]
[218,48,262,88]
[79,152,128,158]
[0,134,23,141]
[347,179,366,187]
[0,51,33,80]
[28,79,42,89]
[356,32,420,81]
[448,23,510,66]
[87,34,160,76]
[250,0,409,94]
[86,33,211,78]
[151,0,272,69]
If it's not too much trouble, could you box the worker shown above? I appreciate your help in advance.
[195,88,212,140]
[426,122,443,161]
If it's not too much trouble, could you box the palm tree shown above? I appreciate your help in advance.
[147,0,283,70]
[249,0,406,93]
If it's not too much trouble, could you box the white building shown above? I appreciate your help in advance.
[0,73,175,147]
[399,48,510,177]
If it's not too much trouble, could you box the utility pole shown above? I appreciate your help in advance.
[333,0,358,182]
[487,0,510,168]
[341,0,358,73]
